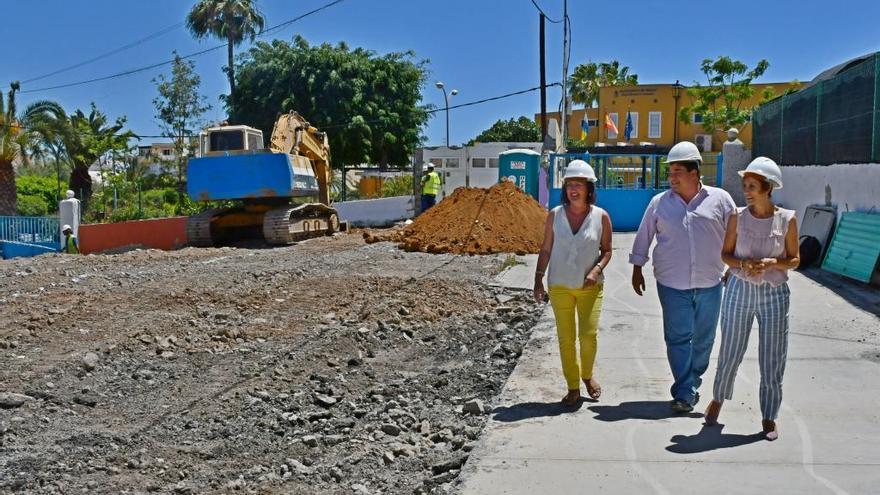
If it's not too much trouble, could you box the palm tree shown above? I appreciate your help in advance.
[0,81,66,215]
[569,62,601,109]
[568,61,639,108]
[59,105,135,206]
[186,0,265,106]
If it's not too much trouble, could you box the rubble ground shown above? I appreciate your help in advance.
[0,232,542,494]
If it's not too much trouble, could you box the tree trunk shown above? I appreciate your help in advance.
[0,160,18,216]
[68,165,93,210]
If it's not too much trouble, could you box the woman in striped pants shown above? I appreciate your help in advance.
[704,157,800,441]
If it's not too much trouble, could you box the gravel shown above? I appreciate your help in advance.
[0,232,540,494]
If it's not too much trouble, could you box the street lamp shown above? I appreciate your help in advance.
[435,81,458,146]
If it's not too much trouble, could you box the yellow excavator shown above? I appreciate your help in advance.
[185,111,346,246]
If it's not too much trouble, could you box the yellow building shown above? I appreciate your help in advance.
[539,82,798,152]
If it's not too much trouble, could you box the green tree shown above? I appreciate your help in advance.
[679,56,777,134]
[568,61,639,108]
[153,53,211,206]
[231,36,430,168]
[380,175,414,198]
[186,0,265,106]
[0,81,65,215]
[468,116,540,144]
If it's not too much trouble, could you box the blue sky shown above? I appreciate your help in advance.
[4,0,879,148]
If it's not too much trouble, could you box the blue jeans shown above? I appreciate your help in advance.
[656,282,723,403]
[421,194,436,212]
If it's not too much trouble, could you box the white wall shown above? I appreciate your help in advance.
[775,164,880,224]
[334,196,415,227]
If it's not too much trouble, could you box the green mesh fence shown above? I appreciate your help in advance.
[753,52,880,165]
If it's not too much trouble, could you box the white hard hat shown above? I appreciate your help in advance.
[738,156,783,189]
[662,141,702,164]
[563,160,597,183]
[62,224,72,232]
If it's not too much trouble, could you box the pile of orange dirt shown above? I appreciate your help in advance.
[364,181,548,255]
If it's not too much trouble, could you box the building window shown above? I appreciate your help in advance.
[587,119,598,127]
[607,113,619,139]
[488,158,499,168]
[472,158,487,168]
[648,112,662,138]
[162,149,172,156]
[626,112,639,139]
[693,113,704,124]
[445,158,459,168]
[429,158,442,168]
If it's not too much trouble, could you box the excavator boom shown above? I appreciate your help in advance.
[270,111,331,205]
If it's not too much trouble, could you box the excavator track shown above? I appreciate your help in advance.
[186,209,217,247]
[263,204,339,245]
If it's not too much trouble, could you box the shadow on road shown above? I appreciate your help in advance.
[799,266,880,317]
[492,398,595,422]
[666,424,764,454]
[588,401,702,421]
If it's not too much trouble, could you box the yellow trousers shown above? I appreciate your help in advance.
[549,284,604,390]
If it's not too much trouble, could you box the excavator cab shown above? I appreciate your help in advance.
[199,126,265,156]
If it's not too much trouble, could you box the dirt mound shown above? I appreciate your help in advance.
[367,181,548,255]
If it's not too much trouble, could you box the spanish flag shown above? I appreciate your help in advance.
[604,113,618,135]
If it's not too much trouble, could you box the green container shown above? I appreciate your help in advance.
[498,149,541,200]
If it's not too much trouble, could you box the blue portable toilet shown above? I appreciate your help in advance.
[498,149,541,200]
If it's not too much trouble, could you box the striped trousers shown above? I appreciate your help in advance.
[712,275,791,420]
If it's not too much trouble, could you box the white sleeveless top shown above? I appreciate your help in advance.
[730,206,795,287]
[547,205,605,289]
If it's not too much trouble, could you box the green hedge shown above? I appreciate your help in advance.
[16,195,49,216]
[16,175,59,212]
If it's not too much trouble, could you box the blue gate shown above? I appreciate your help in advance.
[0,216,61,259]
[548,152,723,231]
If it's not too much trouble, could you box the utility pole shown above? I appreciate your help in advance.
[539,13,547,144]
[560,0,569,152]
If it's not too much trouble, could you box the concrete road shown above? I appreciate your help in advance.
[461,233,880,495]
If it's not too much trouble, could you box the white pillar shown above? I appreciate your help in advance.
[722,129,751,206]
[58,190,81,248]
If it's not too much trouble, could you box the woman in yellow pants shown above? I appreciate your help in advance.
[534,160,613,406]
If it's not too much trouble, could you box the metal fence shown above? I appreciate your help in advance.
[0,216,60,244]
[753,52,880,165]
[548,152,723,231]
[549,152,722,192]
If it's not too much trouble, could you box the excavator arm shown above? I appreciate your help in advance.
[270,111,332,205]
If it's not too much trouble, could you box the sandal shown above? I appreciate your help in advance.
[762,420,779,441]
[704,400,722,426]
[561,389,581,406]
[583,378,602,400]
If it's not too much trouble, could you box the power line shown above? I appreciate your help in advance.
[259,0,347,37]
[20,45,224,94]
[20,0,348,94]
[21,22,185,84]
[530,0,563,23]
[4,82,562,137]
[321,82,562,130]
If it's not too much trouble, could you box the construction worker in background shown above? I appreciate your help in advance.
[420,163,442,212]
[62,225,80,254]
